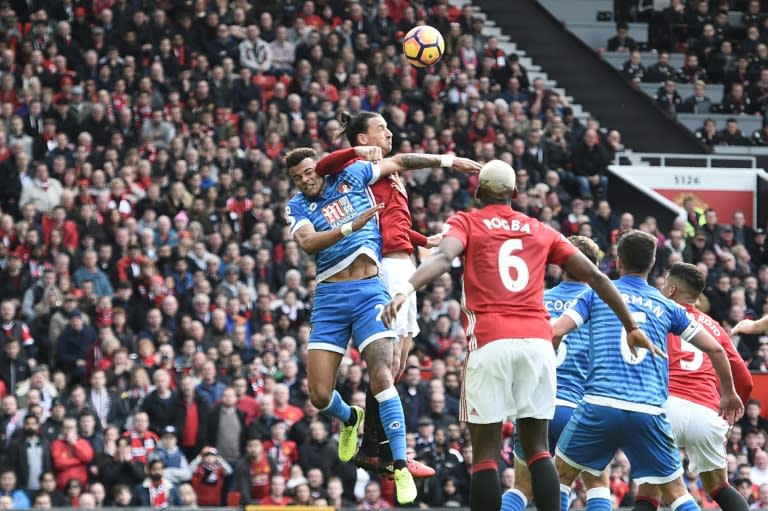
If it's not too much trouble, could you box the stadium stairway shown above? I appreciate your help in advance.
[471,0,709,155]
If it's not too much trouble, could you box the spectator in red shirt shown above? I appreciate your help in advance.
[175,375,209,460]
[51,417,94,490]
[235,437,276,504]
[191,446,233,506]
[358,480,391,509]
[123,411,159,464]
[233,376,260,427]
[273,383,303,427]
[41,206,79,252]
[260,475,292,506]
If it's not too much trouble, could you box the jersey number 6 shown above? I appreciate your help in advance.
[498,239,530,293]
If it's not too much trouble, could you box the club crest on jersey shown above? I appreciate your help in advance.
[308,203,317,212]
[337,181,352,194]
[389,174,407,197]
[322,196,356,226]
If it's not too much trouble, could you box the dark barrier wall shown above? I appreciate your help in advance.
[607,169,681,234]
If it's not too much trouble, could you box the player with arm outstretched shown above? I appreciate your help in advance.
[381,160,652,511]
[552,231,744,511]
[631,262,753,511]
[314,111,480,479]
[283,147,417,503]
[504,236,612,511]
[732,314,768,335]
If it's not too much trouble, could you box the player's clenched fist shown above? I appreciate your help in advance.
[352,145,384,163]
[351,203,385,232]
[382,294,407,329]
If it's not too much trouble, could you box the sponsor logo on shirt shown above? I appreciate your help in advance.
[322,196,356,226]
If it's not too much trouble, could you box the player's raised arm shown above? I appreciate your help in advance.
[291,203,384,255]
[381,236,465,328]
[731,314,768,335]
[561,250,665,358]
[380,153,482,177]
[688,328,745,424]
[315,146,384,176]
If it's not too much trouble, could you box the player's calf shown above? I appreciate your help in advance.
[701,470,750,511]
[660,479,701,511]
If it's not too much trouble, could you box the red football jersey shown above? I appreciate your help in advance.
[667,304,753,413]
[444,204,577,350]
[371,174,416,255]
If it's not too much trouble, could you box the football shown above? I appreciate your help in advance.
[402,25,445,68]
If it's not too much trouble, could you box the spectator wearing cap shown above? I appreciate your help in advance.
[415,416,436,455]
[131,458,182,507]
[42,398,66,441]
[190,446,233,506]
[150,426,192,484]
[55,309,97,383]
[750,229,768,267]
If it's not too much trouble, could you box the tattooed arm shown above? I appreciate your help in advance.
[379,153,482,177]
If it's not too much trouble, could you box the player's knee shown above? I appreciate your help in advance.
[309,386,332,410]
[367,362,394,394]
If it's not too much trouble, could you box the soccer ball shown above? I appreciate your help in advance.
[402,25,445,68]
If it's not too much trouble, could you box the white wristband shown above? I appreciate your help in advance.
[395,282,415,297]
[440,154,455,168]
[340,222,353,237]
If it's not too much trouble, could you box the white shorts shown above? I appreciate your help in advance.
[664,395,729,474]
[379,257,420,338]
[460,339,556,424]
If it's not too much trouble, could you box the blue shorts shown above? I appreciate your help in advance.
[309,277,396,355]
[513,404,575,460]
[556,402,683,484]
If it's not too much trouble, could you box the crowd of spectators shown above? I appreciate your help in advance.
[611,0,768,145]
[0,0,763,508]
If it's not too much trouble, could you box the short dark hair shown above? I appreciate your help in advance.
[617,230,657,274]
[283,147,317,171]
[568,235,599,265]
[333,110,380,146]
[667,262,706,296]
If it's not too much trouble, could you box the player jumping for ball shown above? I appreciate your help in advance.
[315,111,480,478]
[382,160,650,511]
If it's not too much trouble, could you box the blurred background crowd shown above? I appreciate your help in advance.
[0,0,765,508]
